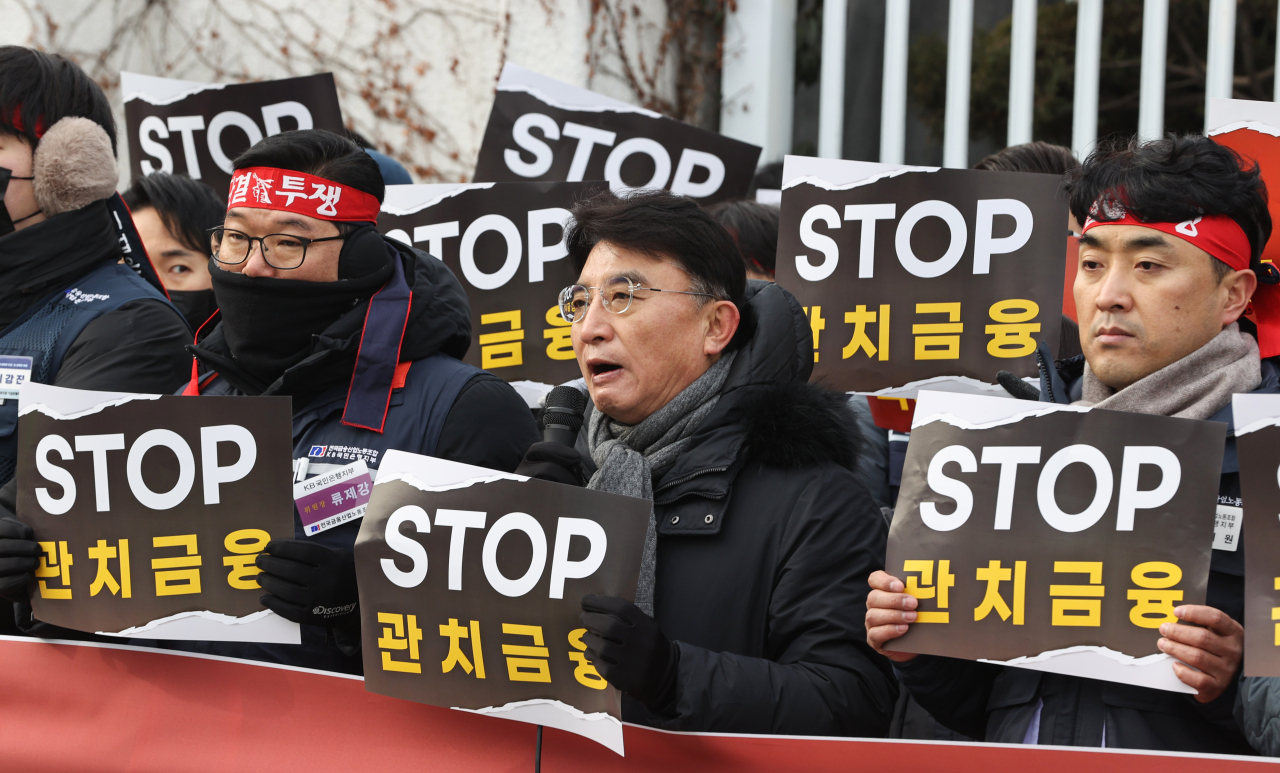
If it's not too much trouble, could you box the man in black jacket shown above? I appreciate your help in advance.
[867,135,1273,754]
[0,129,539,671]
[0,49,191,627]
[518,190,897,735]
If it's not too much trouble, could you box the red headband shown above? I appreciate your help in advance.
[227,166,381,223]
[1081,210,1252,270]
[1082,204,1280,358]
[8,105,46,138]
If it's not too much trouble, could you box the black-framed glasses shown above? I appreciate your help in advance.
[209,227,345,270]
[558,278,718,323]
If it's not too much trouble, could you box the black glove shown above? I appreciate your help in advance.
[516,441,586,487]
[580,594,679,709]
[255,540,359,628]
[0,516,40,603]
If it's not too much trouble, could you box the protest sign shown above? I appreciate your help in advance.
[1234,394,1280,675]
[16,383,297,643]
[380,182,596,395]
[354,449,650,754]
[886,391,1225,692]
[775,156,1067,398]
[474,64,760,205]
[122,71,345,195]
[1209,98,1280,358]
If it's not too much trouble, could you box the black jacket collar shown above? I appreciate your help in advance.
[0,201,120,330]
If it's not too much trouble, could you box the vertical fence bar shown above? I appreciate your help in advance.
[1072,0,1103,158]
[1204,0,1237,130]
[943,0,974,167]
[1275,0,1280,101]
[818,0,848,158]
[1137,0,1168,142]
[1007,0,1037,146]
[880,0,911,163]
[718,0,796,163]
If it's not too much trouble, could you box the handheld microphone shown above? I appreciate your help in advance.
[541,385,587,447]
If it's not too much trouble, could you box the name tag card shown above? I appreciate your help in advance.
[0,355,31,401]
[294,460,373,535]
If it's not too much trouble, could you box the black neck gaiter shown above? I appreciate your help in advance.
[168,288,219,333]
[0,200,119,330]
[208,228,393,388]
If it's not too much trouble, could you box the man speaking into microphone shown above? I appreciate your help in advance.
[516,190,898,736]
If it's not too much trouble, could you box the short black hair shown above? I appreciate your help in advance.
[706,199,779,276]
[233,128,384,233]
[566,189,753,348]
[1067,135,1272,280]
[122,172,225,254]
[975,142,1079,176]
[0,46,117,155]
[748,161,783,197]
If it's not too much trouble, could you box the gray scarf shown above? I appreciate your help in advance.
[1076,323,1261,420]
[586,351,737,616]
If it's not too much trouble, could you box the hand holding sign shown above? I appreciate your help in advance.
[880,390,1226,694]
[1157,605,1244,703]
[864,569,920,663]
[0,515,39,602]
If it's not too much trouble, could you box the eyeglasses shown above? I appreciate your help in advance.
[558,278,718,323]
[209,227,344,270]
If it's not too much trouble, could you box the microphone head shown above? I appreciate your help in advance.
[541,385,586,434]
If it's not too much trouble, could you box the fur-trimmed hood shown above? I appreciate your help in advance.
[738,379,860,471]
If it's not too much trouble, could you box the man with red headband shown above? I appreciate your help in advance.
[3,129,538,671]
[867,135,1278,754]
[186,129,538,672]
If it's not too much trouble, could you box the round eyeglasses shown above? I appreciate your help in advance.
[558,278,718,323]
[209,227,345,270]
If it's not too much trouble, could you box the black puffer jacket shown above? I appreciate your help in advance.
[591,280,899,736]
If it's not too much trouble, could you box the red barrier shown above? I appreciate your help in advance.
[0,635,1275,772]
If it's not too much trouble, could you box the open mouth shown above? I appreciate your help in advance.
[590,362,622,376]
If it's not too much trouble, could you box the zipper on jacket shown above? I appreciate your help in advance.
[1035,345,1055,404]
[653,465,730,496]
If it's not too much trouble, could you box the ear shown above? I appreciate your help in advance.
[703,300,741,356]
[1223,268,1258,327]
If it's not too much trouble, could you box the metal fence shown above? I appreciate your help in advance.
[721,0,1269,167]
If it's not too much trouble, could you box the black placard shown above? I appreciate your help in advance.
[17,387,295,636]
[474,66,760,205]
[124,73,345,195]
[888,395,1224,670]
[380,182,600,385]
[355,452,649,727]
[776,163,1068,394]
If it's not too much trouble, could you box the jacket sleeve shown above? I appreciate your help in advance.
[435,373,540,473]
[660,472,899,736]
[1237,676,1280,755]
[53,299,192,395]
[894,654,1005,739]
[1187,669,1249,747]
